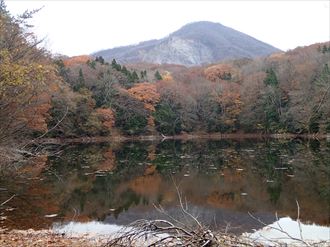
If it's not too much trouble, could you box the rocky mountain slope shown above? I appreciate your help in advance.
[93,21,281,66]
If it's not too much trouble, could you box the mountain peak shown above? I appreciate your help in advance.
[94,21,281,66]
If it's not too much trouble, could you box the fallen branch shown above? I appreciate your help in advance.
[1,194,16,206]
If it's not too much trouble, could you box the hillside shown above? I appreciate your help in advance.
[93,21,281,66]
[1,0,330,168]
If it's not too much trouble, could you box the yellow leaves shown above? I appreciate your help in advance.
[161,71,173,81]
[0,49,49,96]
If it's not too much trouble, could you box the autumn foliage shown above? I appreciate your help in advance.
[63,55,92,67]
[127,83,160,112]
[1,0,330,157]
[95,108,115,130]
[204,64,239,82]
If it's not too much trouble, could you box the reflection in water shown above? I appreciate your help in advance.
[0,139,329,234]
[53,221,122,236]
[52,217,330,244]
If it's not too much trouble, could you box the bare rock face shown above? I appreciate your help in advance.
[94,21,281,66]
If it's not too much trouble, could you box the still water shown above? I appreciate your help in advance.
[0,139,329,235]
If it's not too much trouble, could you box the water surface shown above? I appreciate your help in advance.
[0,139,329,234]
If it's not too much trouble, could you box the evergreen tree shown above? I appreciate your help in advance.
[78,68,85,83]
[132,71,139,82]
[111,58,121,71]
[264,68,278,86]
[74,68,85,91]
[154,70,163,81]
[121,65,129,75]
[111,58,117,67]
[140,70,148,81]
[95,56,104,64]
[87,60,96,69]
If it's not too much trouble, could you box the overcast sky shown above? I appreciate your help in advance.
[5,0,330,57]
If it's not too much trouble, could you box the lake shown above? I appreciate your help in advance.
[0,139,329,236]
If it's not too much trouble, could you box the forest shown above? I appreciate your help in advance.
[0,2,330,166]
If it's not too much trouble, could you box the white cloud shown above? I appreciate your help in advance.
[6,0,330,56]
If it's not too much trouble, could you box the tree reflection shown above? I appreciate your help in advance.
[0,139,329,231]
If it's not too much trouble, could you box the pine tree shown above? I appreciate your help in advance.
[154,70,162,81]
[132,71,139,82]
[78,68,85,84]
[121,66,129,75]
[264,68,278,86]
[111,58,117,67]
[95,56,104,64]
[111,58,121,71]
[74,68,85,91]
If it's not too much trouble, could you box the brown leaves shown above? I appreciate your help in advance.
[95,108,115,130]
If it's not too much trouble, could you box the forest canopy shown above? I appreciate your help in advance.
[1,0,329,157]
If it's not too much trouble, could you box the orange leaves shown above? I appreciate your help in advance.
[204,64,238,82]
[95,108,115,130]
[127,83,160,112]
[19,91,52,132]
[213,82,242,127]
[63,55,92,67]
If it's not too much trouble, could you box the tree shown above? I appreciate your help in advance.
[95,108,115,134]
[95,56,105,64]
[113,90,148,135]
[154,71,163,81]
[154,101,182,135]
[121,65,129,75]
[111,58,121,71]
[307,63,330,133]
[127,83,160,112]
[140,70,147,80]
[0,3,59,144]
[263,68,278,86]
[132,71,139,82]
[204,64,238,82]
[73,68,85,91]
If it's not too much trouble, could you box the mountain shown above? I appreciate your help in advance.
[93,21,281,66]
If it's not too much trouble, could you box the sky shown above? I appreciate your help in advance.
[5,0,330,57]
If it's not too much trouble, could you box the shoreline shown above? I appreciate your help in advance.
[37,133,330,145]
[0,228,106,247]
